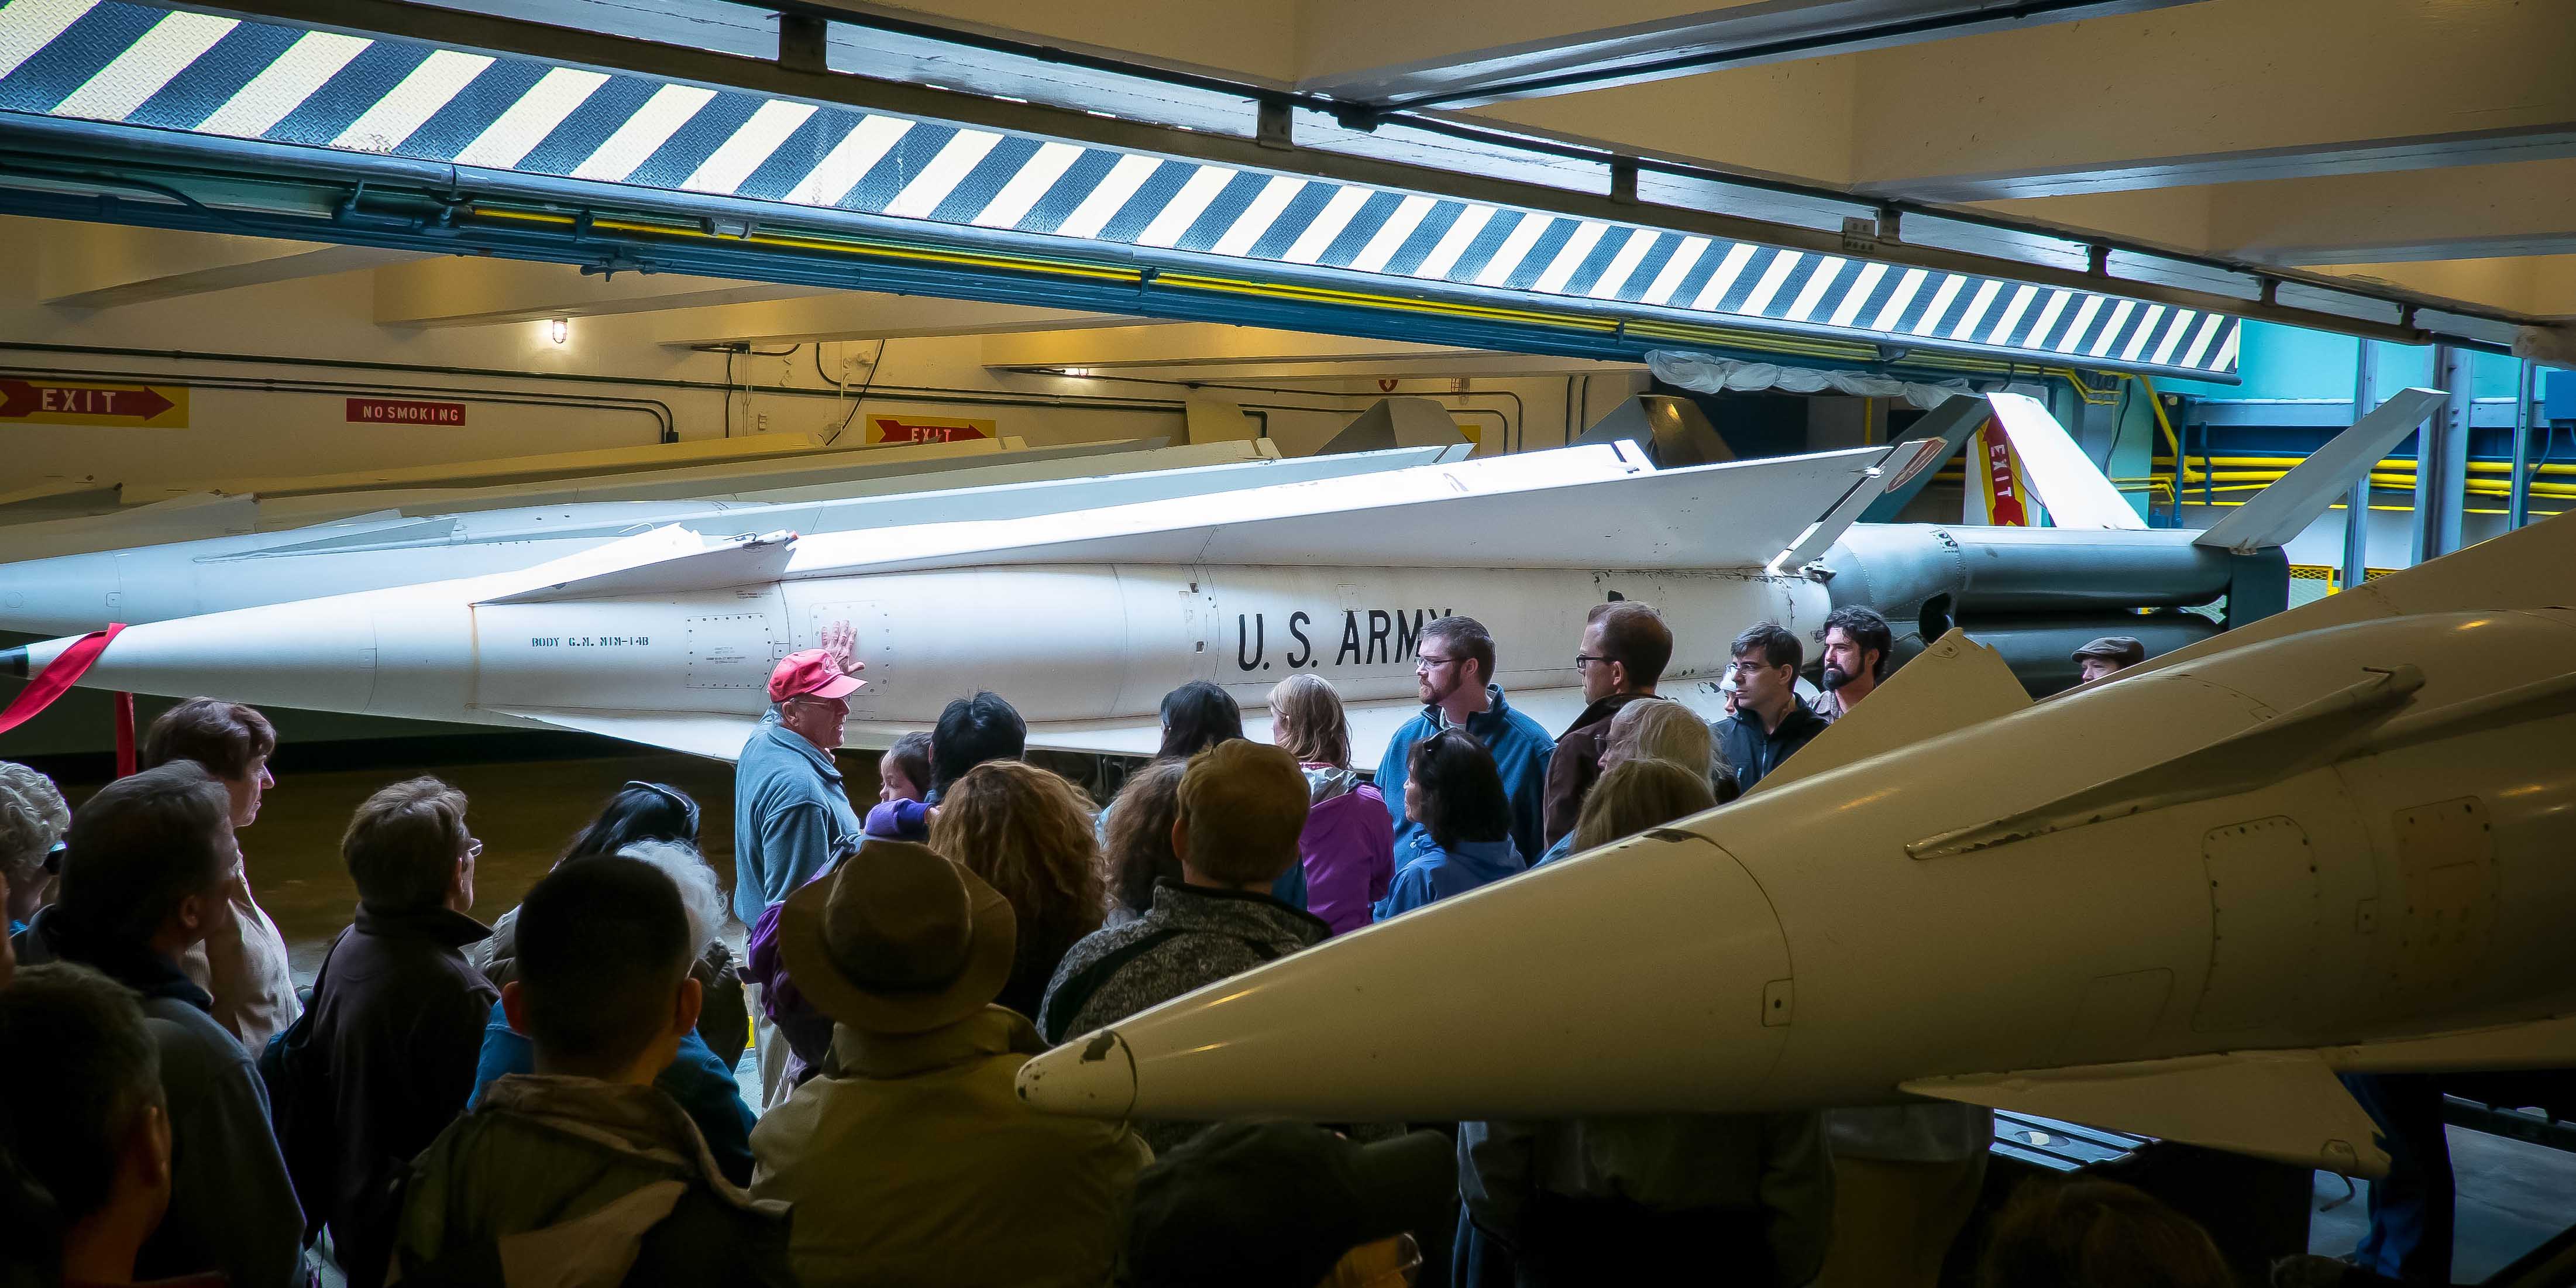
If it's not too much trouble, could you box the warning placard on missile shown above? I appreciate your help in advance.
[0,379,187,427]
[866,415,993,445]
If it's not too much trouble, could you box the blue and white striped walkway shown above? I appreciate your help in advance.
[0,0,2238,377]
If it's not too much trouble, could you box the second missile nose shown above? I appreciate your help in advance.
[1017,1028,1139,1121]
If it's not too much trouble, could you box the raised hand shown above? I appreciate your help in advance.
[820,619,862,674]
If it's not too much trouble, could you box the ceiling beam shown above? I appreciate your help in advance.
[37,223,427,308]
[372,257,831,327]
[1977,160,2576,271]
[634,294,1137,347]
[1302,0,2203,109]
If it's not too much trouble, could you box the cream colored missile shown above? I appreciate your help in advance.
[1016,511,2576,1175]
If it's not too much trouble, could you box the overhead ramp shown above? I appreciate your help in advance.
[0,0,2246,382]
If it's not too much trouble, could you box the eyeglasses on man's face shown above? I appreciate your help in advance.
[1573,653,1611,669]
[1415,654,1459,674]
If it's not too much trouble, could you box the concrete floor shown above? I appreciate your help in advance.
[2310,1125,2576,1283]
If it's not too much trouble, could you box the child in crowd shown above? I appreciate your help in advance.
[865,731,936,842]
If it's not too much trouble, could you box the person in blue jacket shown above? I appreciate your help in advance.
[1375,729,1526,921]
[1375,616,1554,864]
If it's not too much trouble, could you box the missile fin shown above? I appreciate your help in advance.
[1908,663,2424,858]
[784,445,1883,576]
[1985,391,2145,531]
[1904,1050,2389,1176]
[491,706,763,761]
[2193,387,2446,554]
[1769,442,1911,574]
[2128,507,2576,679]
[1758,630,2029,794]
[205,516,460,559]
[476,526,798,604]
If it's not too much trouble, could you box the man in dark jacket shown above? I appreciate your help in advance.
[11,762,306,1288]
[392,857,793,1287]
[1711,623,1829,795]
[1038,741,1328,1153]
[1542,602,1670,849]
[301,777,497,1288]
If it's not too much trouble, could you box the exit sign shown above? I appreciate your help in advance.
[866,414,993,444]
[0,379,187,427]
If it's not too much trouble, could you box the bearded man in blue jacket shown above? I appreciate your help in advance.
[1374,615,1554,864]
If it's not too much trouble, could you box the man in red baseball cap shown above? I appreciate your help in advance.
[734,622,865,1106]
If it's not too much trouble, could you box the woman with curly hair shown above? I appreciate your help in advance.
[1099,757,1188,928]
[0,761,69,935]
[928,761,1109,1019]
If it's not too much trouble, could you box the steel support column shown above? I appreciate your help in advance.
[2341,339,2376,590]
[2413,345,2472,564]
[2509,359,2536,530]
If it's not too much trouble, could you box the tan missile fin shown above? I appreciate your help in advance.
[1757,629,2028,794]
[1904,1050,2389,1176]
[1908,663,2424,857]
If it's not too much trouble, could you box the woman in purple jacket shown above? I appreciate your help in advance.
[1267,675,1395,936]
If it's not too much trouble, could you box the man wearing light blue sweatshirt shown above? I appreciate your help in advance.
[1374,616,1554,865]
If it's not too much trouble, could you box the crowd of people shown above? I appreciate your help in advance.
[0,605,2291,1288]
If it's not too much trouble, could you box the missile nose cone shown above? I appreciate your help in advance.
[1017,833,1797,1126]
[1,645,24,679]
[1016,1028,1139,1121]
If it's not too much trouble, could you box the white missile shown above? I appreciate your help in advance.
[2,441,1889,757]
[2,389,2446,691]
[1,387,2451,755]
[1010,510,2576,1175]
[0,440,1460,637]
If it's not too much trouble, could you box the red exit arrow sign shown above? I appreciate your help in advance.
[0,379,184,425]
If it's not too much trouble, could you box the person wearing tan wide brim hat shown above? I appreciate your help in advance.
[752,840,1150,1287]
[776,837,1016,1035]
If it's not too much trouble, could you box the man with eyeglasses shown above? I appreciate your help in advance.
[1373,615,1554,865]
[735,624,867,1104]
[299,774,497,1288]
[1710,622,1829,796]
[1541,601,1672,850]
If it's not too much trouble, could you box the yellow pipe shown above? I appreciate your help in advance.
[2137,376,2184,462]
[2161,455,2576,477]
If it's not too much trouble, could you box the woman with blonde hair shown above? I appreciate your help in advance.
[930,760,1109,1019]
[1568,758,1718,857]
[1267,674,1394,935]
[1597,698,1718,782]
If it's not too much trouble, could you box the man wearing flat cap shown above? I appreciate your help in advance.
[735,623,866,1105]
[2072,634,2147,684]
[750,839,1151,1288]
